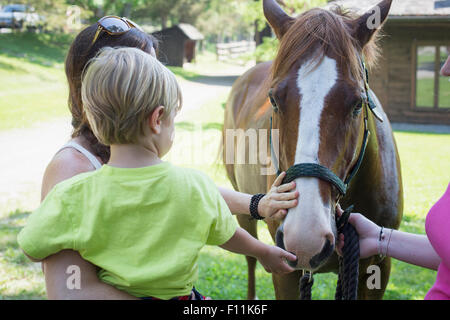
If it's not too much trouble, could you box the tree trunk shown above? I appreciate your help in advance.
[161,14,168,29]
[122,3,132,18]
[254,22,272,46]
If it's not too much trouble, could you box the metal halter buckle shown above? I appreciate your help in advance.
[303,270,313,283]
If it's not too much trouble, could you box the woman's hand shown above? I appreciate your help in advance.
[258,172,299,220]
[336,206,380,259]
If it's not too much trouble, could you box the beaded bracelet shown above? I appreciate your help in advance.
[249,194,266,220]
[378,226,385,259]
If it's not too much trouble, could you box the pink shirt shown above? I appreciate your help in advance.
[425,183,450,300]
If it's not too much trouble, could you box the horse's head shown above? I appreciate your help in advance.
[264,0,391,271]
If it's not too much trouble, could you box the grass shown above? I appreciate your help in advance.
[0,32,74,130]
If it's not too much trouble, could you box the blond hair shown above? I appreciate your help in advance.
[81,47,182,146]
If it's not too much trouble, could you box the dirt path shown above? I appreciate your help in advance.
[0,68,248,217]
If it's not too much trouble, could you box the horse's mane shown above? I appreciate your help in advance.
[270,5,381,87]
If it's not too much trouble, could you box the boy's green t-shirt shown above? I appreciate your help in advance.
[17,162,238,299]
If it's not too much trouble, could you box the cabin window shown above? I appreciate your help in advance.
[439,46,450,109]
[415,45,450,109]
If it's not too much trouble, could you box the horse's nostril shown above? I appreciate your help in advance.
[287,253,298,268]
[275,224,285,250]
[309,238,335,269]
[325,232,335,246]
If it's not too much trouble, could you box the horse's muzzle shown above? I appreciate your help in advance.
[275,221,335,270]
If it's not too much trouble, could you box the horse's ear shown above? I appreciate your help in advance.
[353,0,392,47]
[263,0,294,39]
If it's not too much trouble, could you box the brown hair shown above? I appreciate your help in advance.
[65,23,158,162]
[271,6,380,88]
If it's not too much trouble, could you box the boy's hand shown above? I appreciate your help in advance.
[258,172,299,221]
[335,205,379,259]
[257,245,297,274]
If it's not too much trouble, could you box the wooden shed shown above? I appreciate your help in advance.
[331,0,450,125]
[153,23,204,67]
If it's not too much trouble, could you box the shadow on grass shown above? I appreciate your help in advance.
[167,66,201,81]
[0,32,74,68]
[187,75,239,87]
[167,66,239,87]
[0,60,28,73]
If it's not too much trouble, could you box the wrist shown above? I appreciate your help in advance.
[250,194,265,220]
[368,238,379,257]
[377,227,393,258]
[253,241,270,260]
[366,228,381,257]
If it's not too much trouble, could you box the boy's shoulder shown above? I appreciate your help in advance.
[49,169,99,197]
[170,165,211,180]
[169,165,216,189]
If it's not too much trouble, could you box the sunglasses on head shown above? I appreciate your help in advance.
[92,15,144,45]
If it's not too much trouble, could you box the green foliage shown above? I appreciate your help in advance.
[195,0,253,43]
[254,36,278,62]
[238,0,328,33]
[240,0,329,62]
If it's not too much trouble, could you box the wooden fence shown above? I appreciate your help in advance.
[216,41,256,61]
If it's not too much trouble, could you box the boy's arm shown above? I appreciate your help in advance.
[220,227,297,274]
[217,172,298,220]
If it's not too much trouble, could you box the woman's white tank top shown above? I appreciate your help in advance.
[57,141,102,170]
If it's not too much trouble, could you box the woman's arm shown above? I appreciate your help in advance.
[39,148,138,299]
[337,211,441,271]
[43,250,139,300]
[382,228,441,271]
[218,172,298,220]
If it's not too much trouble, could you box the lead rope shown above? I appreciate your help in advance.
[299,206,360,300]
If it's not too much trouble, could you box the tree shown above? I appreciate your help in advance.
[133,0,185,29]
[240,0,328,61]
[195,0,253,43]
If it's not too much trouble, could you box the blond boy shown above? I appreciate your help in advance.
[18,47,296,299]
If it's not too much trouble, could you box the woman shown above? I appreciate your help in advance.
[337,55,450,300]
[40,17,299,299]
[442,54,450,76]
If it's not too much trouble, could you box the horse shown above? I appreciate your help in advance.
[222,0,403,300]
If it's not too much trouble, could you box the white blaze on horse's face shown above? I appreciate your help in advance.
[282,55,338,270]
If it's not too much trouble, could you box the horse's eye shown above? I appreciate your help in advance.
[269,89,279,113]
[352,99,363,117]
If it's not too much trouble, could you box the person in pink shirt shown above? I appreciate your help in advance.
[337,56,450,300]
[441,54,450,76]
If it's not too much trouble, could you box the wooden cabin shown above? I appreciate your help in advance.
[153,23,204,67]
[331,0,450,125]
